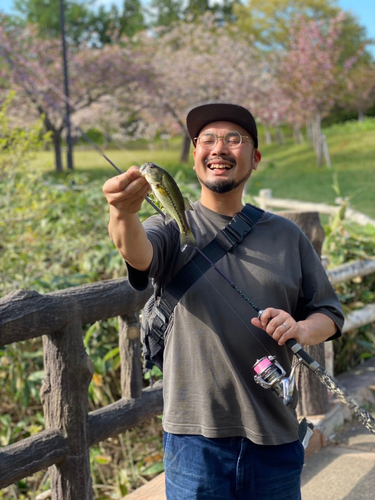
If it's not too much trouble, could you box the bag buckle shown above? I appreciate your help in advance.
[222,215,253,245]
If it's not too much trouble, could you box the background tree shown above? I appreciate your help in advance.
[12,0,93,45]
[339,62,375,121]
[234,0,373,62]
[120,0,147,37]
[234,0,339,50]
[131,13,267,162]
[0,22,151,171]
[149,0,184,27]
[184,0,213,20]
[278,14,357,166]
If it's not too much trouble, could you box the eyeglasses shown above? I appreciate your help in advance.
[194,131,250,150]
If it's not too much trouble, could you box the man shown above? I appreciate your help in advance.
[103,103,344,499]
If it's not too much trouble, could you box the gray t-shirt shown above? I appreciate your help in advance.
[128,201,344,445]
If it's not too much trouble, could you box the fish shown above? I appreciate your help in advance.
[139,162,196,251]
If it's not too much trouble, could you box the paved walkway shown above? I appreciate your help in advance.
[302,357,375,500]
[301,421,375,499]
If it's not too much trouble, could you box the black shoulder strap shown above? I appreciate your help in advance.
[155,204,264,321]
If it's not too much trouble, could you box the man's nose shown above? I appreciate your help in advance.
[210,137,229,155]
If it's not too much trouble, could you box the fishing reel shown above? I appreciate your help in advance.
[253,355,301,406]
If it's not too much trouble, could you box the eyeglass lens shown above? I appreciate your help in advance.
[199,131,242,149]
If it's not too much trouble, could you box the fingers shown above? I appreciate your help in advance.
[103,166,150,214]
[250,308,298,346]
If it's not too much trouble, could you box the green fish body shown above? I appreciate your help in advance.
[140,162,196,251]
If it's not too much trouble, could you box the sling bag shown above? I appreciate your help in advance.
[141,204,264,372]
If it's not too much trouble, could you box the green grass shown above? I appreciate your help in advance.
[35,118,375,218]
[249,122,375,218]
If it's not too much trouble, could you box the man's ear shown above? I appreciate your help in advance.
[253,149,261,170]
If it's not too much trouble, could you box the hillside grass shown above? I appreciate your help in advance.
[34,118,375,218]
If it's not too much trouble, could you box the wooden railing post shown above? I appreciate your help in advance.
[278,211,328,416]
[119,312,143,399]
[40,319,94,500]
[258,188,273,211]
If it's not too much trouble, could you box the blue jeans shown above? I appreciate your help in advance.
[163,433,304,500]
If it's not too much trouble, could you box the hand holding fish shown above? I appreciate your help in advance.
[103,166,154,271]
[103,166,151,215]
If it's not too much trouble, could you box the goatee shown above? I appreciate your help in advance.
[196,170,252,194]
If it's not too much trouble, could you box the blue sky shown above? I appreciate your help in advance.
[1,0,374,52]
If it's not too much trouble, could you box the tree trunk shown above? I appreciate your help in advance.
[293,126,304,145]
[52,131,64,172]
[313,112,323,167]
[276,126,285,144]
[306,121,313,147]
[264,126,272,145]
[277,211,328,416]
[180,132,191,163]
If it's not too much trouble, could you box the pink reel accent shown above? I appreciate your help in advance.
[253,357,272,375]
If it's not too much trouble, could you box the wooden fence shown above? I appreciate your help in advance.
[1,213,375,498]
[0,279,159,499]
[254,189,375,228]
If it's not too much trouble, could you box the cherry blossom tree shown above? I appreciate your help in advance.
[0,20,151,171]
[127,13,269,161]
[277,14,357,165]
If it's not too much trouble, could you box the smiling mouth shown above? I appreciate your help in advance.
[207,162,233,170]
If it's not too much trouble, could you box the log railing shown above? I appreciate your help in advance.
[254,189,375,228]
[1,247,375,498]
[0,279,159,499]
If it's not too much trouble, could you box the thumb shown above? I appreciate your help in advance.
[251,317,264,330]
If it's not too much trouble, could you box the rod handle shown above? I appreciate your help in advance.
[286,339,320,371]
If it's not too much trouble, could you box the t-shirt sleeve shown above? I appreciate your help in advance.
[126,214,178,291]
[297,238,344,340]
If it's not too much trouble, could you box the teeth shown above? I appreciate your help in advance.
[209,164,231,170]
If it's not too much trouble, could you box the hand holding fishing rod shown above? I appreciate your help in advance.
[255,309,375,435]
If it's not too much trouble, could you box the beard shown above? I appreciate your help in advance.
[197,174,250,194]
[197,156,253,194]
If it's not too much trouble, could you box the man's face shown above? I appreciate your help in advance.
[193,121,261,195]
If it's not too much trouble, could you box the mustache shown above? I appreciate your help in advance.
[204,155,236,166]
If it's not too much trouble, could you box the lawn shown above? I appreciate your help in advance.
[34,119,375,218]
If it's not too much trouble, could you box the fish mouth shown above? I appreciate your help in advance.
[139,162,153,175]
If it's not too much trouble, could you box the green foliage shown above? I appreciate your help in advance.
[1,155,139,296]
[324,117,375,135]
[323,219,375,374]
[234,0,373,62]
[12,0,94,45]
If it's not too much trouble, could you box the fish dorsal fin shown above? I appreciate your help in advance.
[184,198,193,211]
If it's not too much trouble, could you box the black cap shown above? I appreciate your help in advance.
[186,102,258,149]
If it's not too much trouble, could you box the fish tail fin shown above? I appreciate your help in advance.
[180,230,197,252]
